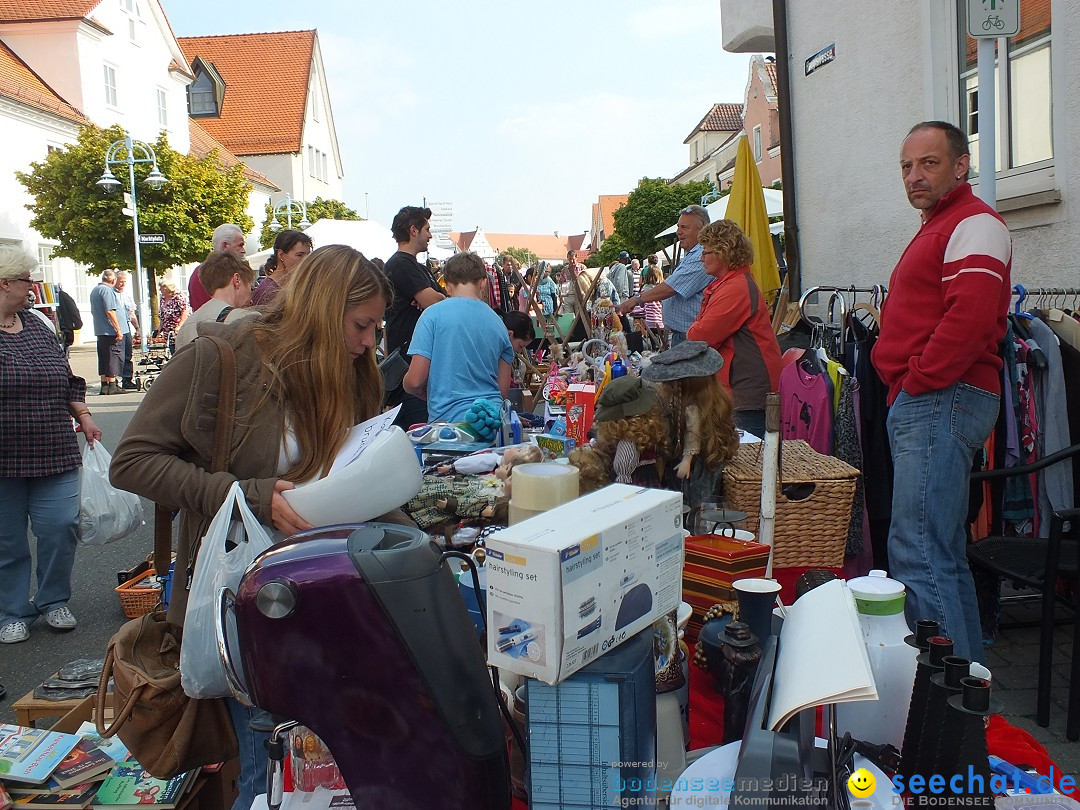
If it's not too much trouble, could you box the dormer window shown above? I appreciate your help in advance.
[187,56,225,117]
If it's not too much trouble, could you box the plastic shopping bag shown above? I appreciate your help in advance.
[180,481,273,699]
[79,443,145,546]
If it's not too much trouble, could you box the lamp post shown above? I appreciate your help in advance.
[96,131,167,353]
[268,193,311,233]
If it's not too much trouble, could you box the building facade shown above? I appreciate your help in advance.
[722,0,1069,290]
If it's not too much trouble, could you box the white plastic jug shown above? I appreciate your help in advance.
[836,570,918,751]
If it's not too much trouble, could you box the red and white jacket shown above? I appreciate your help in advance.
[872,182,1012,405]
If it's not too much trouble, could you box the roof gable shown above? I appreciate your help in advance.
[598,194,629,240]
[683,102,744,143]
[177,30,315,156]
[0,39,86,124]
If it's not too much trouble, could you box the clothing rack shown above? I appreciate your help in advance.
[1011,285,1080,311]
[797,285,887,356]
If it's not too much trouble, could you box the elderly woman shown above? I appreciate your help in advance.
[686,219,782,438]
[0,246,102,645]
[158,280,189,337]
[251,230,313,305]
[111,244,415,810]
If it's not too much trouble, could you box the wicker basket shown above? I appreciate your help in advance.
[722,440,858,568]
[114,569,163,619]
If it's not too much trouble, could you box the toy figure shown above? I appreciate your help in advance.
[432,444,541,476]
[406,445,543,529]
[569,375,671,493]
[641,341,740,509]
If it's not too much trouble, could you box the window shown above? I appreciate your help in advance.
[753,125,763,162]
[188,72,216,115]
[958,0,1052,184]
[311,85,319,122]
[157,88,167,128]
[321,152,328,183]
[308,146,315,177]
[103,64,117,107]
[38,246,56,285]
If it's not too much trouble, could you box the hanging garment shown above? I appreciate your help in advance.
[1028,317,1075,535]
[835,376,866,557]
[779,357,834,455]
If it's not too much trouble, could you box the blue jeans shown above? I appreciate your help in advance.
[669,330,687,347]
[225,698,269,810]
[0,469,80,625]
[735,410,767,440]
[886,383,999,663]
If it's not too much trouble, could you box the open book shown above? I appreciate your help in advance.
[327,405,401,475]
[766,579,877,730]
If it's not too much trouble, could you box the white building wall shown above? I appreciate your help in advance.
[785,0,1079,291]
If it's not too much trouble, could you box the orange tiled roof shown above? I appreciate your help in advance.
[598,194,629,240]
[452,230,476,252]
[0,40,86,124]
[485,233,572,261]
[566,233,587,253]
[764,60,778,96]
[177,30,315,156]
[0,1,97,21]
[683,102,743,143]
[188,120,279,190]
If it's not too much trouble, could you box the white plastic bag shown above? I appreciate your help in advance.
[79,443,144,546]
[181,481,273,699]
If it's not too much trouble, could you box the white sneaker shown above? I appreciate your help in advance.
[0,621,29,643]
[43,606,77,630]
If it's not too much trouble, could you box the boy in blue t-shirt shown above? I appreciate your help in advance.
[404,252,515,424]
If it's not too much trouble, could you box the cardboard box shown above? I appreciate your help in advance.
[534,433,576,460]
[682,533,770,643]
[565,383,595,446]
[485,484,684,684]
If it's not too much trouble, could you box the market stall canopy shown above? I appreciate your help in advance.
[248,218,399,269]
[654,187,784,239]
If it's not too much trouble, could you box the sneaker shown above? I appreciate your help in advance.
[43,606,77,630]
[0,621,29,644]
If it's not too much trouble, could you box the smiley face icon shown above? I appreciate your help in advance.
[848,768,876,798]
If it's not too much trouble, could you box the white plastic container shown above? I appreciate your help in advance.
[836,570,918,751]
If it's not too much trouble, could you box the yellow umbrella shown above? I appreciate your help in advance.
[724,136,782,301]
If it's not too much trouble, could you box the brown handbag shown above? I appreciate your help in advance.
[95,335,240,779]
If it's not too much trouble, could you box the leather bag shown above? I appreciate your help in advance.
[94,335,240,779]
[95,612,238,778]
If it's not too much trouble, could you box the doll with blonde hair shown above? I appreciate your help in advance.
[642,341,739,508]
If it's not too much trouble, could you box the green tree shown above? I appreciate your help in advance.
[17,124,253,323]
[258,196,361,248]
[502,246,539,269]
[609,177,713,258]
[585,232,630,268]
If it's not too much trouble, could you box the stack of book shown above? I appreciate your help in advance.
[0,724,200,810]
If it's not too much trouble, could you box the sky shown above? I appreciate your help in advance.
[161,0,755,238]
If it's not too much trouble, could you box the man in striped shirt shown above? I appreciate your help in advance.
[872,121,1012,663]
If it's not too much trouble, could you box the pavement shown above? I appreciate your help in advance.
[1,345,1076,779]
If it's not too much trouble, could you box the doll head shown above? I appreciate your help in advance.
[496,444,543,480]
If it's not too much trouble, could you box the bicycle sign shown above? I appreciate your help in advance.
[967,0,1019,38]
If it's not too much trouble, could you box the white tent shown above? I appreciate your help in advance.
[248,218,399,269]
[654,188,785,238]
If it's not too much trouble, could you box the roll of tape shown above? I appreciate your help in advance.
[510,463,580,512]
[509,503,547,526]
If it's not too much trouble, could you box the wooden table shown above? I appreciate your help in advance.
[12,685,87,728]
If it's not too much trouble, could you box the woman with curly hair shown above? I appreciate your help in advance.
[642,341,740,508]
[569,376,671,493]
[686,220,782,438]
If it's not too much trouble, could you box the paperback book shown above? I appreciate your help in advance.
[0,727,81,785]
[11,781,101,809]
[92,763,198,810]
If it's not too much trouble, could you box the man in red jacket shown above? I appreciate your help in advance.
[872,121,1011,663]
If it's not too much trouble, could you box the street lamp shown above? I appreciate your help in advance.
[268,193,311,233]
[97,131,167,353]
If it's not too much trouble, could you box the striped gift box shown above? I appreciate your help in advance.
[683,532,770,643]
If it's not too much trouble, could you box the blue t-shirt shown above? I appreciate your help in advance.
[89,283,119,336]
[409,297,515,423]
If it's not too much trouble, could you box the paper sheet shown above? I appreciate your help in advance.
[327,405,401,475]
[766,578,877,731]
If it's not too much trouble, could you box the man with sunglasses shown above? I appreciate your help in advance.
[618,204,711,346]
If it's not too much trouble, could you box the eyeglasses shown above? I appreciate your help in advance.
[10,277,34,284]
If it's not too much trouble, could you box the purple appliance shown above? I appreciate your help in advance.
[217,523,511,809]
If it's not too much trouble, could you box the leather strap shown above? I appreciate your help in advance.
[152,335,237,577]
